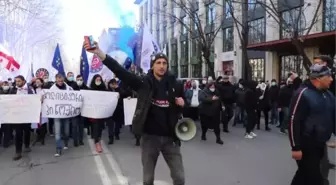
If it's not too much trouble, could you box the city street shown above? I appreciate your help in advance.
[0,124,334,185]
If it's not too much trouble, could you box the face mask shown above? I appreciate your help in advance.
[209,88,215,92]
[2,86,9,91]
[202,80,207,84]
[67,77,74,81]
[95,81,102,86]
[35,83,42,87]
[271,82,276,86]
[77,80,83,86]
[115,78,119,81]
[239,84,243,89]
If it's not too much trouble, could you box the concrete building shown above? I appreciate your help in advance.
[135,0,335,81]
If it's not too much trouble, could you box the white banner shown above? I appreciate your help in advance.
[80,90,119,119]
[0,95,42,123]
[123,98,137,126]
[42,90,83,118]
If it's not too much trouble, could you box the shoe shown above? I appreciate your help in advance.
[12,153,22,161]
[108,138,114,145]
[63,146,69,150]
[245,134,253,139]
[74,141,79,147]
[115,135,120,140]
[216,138,224,145]
[265,127,271,131]
[79,141,84,145]
[23,147,32,153]
[280,129,287,134]
[41,139,45,145]
[95,143,102,153]
[201,135,207,141]
[250,132,257,137]
[54,148,62,157]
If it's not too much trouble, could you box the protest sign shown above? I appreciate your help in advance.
[123,98,137,126]
[80,90,119,119]
[42,90,83,118]
[0,95,42,123]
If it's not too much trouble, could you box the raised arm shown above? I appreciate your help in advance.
[84,41,143,91]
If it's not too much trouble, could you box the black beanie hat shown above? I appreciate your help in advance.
[150,53,168,67]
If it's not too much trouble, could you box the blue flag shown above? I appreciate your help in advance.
[80,46,89,84]
[52,44,65,76]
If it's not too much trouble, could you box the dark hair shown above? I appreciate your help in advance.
[271,79,276,82]
[67,72,73,76]
[35,78,44,83]
[55,73,64,78]
[15,75,25,81]
[76,75,82,78]
[89,74,106,90]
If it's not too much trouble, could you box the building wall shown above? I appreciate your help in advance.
[137,0,333,81]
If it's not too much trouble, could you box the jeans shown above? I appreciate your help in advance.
[142,134,185,185]
[234,105,245,124]
[54,118,70,149]
[271,102,279,125]
[280,107,289,130]
[222,104,234,130]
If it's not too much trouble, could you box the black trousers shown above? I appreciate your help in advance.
[13,124,31,153]
[200,114,220,137]
[92,120,104,143]
[184,107,199,121]
[48,118,54,135]
[291,143,325,185]
[246,110,257,134]
[36,124,47,141]
[256,109,269,128]
[222,104,234,130]
[107,117,121,139]
[0,124,12,147]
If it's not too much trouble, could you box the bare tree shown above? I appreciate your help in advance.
[157,0,226,79]
[253,0,323,71]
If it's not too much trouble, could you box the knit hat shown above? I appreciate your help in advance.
[309,64,332,79]
[150,53,168,67]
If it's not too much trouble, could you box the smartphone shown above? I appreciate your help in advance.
[84,35,96,50]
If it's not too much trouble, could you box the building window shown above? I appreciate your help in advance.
[280,55,303,81]
[191,39,201,78]
[171,43,178,76]
[224,0,231,18]
[206,2,216,25]
[223,27,233,52]
[182,17,187,34]
[281,7,306,39]
[249,58,265,82]
[222,61,234,76]
[323,0,336,32]
[248,18,265,44]
[205,39,214,77]
[163,25,167,43]
[193,12,198,32]
[180,41,189,78]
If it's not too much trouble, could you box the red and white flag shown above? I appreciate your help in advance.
[0,51,20,72]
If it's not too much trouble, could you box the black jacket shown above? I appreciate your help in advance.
[277,85,293,108]
[268,85,279,103]
[65,80,80,91]
[216,82,235,104]
[43,82,54,89]
[288,81,335,151]
[102,55,184,141]
[198,88,221,116]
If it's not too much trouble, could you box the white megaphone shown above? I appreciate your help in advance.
[175,117,197,141]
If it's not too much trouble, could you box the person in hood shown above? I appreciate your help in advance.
[289,64,335,185]
[242,80,259,139]
[0,81,13,148]
[84,40,186,185]
[50,73,73,157]
[9,75,34,160]
[234,79,246,126]
[198,82,224,144]
[88,74,107,153]
[216,75,235,133]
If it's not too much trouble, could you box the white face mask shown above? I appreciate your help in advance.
[76,80,83,86]
[202,80,207,84]
[239,84,243,89]
[95,81,102,86]
[209,88,215,92]
[2,86,9,91]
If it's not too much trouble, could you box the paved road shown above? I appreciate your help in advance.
[0,124,334,185]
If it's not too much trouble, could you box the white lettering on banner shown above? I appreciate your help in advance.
[123,98,137,126]
[42,90,83,118]
[0,95,42,123]
[80,90,119,119]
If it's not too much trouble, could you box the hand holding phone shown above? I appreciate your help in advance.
[84,35,96,50]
